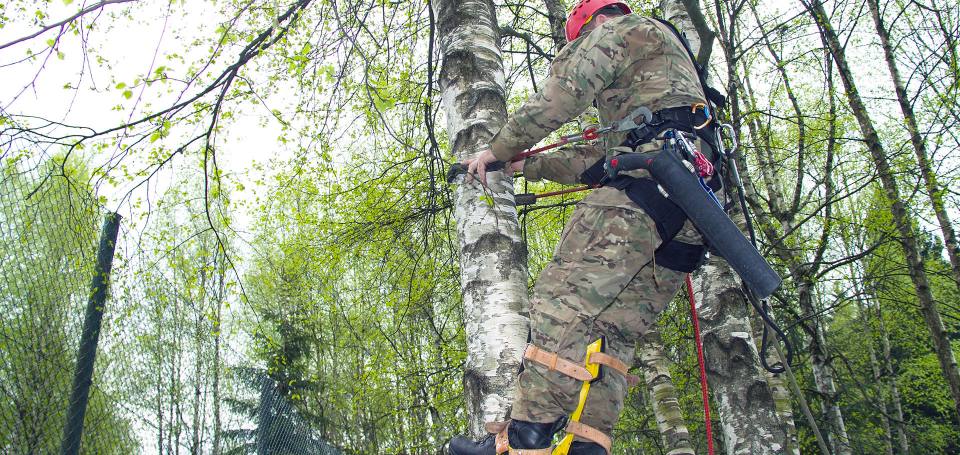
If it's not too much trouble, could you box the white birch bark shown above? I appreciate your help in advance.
[660,1,787,453]
[436,0,530,436]
[877,304,909,454]
[638,328,695,455]
[800,285,852,455]
[750,318,800,455]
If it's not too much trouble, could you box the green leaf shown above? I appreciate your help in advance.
[122,90,133,99]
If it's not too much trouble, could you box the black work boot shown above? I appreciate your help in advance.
[448,432,498,455]
[508,418,567,450]
[570,441,607,455]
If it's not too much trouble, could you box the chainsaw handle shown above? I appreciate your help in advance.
[446,161,507,183]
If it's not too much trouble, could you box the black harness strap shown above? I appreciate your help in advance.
[581,157,708,273]
[651,17,726,109]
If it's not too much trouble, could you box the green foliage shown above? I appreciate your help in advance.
[2,0,959,453]
[0,157,137,453]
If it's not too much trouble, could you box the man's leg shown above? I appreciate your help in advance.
[510,203,686,451]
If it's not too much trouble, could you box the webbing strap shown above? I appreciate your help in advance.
[524,345,594,382]
[565,421,613,454]
[589,352,640,387]
[523,345,639,385]
[484,421,510,454]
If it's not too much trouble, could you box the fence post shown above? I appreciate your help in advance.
[60,212,122,455]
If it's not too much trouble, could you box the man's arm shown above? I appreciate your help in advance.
[488,22,628,162]
[523,144,605,185]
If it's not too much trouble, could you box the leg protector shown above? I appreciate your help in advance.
[508,419,566,450]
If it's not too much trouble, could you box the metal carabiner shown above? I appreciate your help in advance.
[719,123,738,157]
[692,103,713,130]
[610,106,654,132]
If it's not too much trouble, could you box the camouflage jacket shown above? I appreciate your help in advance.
[489,14,707,210]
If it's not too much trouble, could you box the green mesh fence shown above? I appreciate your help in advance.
[0,160,339,454]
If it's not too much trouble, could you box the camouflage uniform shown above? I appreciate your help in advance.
[487,14,707,440]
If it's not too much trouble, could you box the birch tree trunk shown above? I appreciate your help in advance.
[853,289,894,455]
[740,47,853,455]
[638,328,695,455]
[662,1,788,453]
[799,284,852,455]
[807,0,960,422]
[866,0,960,292]
[750,319,800,455]
[876,300,910,454]
[436,0,531,436]
[540,0,567,53]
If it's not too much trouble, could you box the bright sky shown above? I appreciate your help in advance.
[0,0,290,240]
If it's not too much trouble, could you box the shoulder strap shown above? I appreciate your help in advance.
[652,17,726,109]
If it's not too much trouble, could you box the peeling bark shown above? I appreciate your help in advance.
[436,0,531,436]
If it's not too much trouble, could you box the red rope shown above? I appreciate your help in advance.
[686,273,715,455]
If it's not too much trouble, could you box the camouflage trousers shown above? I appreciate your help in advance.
[511,201,700,437]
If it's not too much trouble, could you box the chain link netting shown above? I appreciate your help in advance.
[0,160,338,454]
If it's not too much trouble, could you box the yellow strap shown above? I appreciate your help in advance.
[553,338,604,455]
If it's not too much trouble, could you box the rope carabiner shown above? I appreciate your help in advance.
[692,103,713,130]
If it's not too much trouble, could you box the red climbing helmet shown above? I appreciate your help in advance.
[565,0,632,42]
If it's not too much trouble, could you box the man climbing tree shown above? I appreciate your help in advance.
[449,1,740,453]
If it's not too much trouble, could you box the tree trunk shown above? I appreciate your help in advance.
[435,0,531,436]
[540,0,567,53]
[798,283,852,455]
[853,287,894,455]
[873,285,910,454]
[689,263,788,455]
[664,0,788,453]
[807,0,960,422]
[212,253,225,455]
[866,0,960,292]
[638,328,695,455]
[750,318,800,455]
